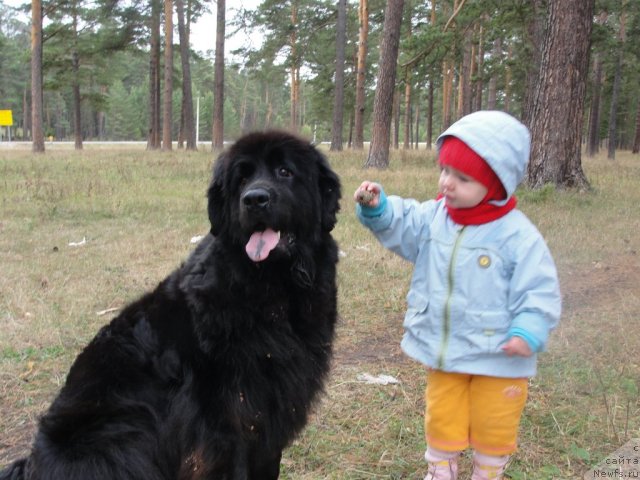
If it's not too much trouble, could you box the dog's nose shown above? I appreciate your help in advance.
[242,188,270,210]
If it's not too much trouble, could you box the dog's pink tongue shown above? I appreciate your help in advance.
[245,229,280,262]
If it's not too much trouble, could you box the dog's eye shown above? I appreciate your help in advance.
[278,167,293,178]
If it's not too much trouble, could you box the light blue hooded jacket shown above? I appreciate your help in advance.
[357,111,561,378]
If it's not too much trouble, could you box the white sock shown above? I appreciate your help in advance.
[425,446,461,463]
[473,452,510,467]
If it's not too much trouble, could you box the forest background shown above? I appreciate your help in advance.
[0,0,639,160]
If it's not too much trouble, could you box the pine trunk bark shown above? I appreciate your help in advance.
[607,11,625,160]
[72,6,82,150]
[632,98,640,154]
[365,0,404,168]
[330,0,347,151]
[176,0,195,150]
[459,37,471,116]
[289,2,299,133]
[353,0,368,149]
[22,87,30,140]
[426,80,433,150]
[586,53,603,157]
[147,0,161,149]
[31,0,44,152]
[403,68,411,149]
[527,0,594,190]
[522,0,545,127]
[162,0,173,151]
[212,0,225,150]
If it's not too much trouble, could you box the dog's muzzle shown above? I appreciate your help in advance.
[241,187,270,212]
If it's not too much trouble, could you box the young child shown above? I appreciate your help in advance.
[354,111,561,480]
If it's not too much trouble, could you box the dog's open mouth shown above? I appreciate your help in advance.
[245,228,294,262]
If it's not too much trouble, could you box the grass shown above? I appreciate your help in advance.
[1,145,639,479]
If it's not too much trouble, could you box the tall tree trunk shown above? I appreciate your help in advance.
[97,87,106,139]
[440,0,467,128]
[264,86,273,129]
[330,0,347,151]
[413,94,420,149]
[289,2,300,132]
[527,0,594,190]
[31,0,44,152]
[162,0,173,151]
[587,53,603,157]
[607,52,622,159]
[503,45,512,112]
[212,0,225,150]
[22,86,30,140]
[486,38,500,110]
[442,60,453,127]
[147,0,161,149]
[353,0,368,149]
[403,68,411,149]
[392,89,400,149]
[632,98,640,154]
[607,9,625,160]
[176,0,195,150]
[522,0,545,127]
[426,2,436,150]
[365,0,404,168]
[402,1,412,149]
[459,35,472,116]
[474,24,484,112]
[71,4,82,150]
[72,51,82,149]
[426,79,433,150]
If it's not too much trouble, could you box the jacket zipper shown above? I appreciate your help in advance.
[437,226,466,369]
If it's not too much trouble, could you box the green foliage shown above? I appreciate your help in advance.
[1,0,639,147]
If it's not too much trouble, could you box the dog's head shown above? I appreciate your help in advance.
[207,131,341,265]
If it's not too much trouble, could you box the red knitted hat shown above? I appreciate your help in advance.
[439,136,506,201]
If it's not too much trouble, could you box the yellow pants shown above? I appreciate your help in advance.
[424,370,528,456]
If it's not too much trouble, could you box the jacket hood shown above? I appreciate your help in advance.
[436,111,530,205]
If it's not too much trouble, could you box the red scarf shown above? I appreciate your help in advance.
[437,194,517,225]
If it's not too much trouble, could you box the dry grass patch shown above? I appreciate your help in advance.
[1,147,639,479]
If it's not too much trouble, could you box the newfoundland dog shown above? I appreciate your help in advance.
[1,131,341,480]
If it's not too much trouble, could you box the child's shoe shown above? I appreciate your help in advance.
[424,447,459,480]
[471,452,510,480]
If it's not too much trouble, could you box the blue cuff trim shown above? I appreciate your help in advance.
[509,327,541,353]
[357,188,387,218]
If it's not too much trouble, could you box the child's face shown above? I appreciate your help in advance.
[438,166,488,209]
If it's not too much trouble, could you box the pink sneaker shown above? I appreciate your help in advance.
[424,459,458,480]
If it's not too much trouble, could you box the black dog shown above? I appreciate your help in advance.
[0,131,341,480]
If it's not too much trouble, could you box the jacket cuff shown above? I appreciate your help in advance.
[508,327,542,353]
[356,188,387,218]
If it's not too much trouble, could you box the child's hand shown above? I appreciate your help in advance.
[501,337,533,357]
[354,181,382,208]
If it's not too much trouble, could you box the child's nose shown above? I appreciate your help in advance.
[442,174,453,190]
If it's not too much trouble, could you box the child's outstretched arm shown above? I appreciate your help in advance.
[354,181,436,263]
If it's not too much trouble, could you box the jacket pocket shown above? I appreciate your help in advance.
[462,311,510,352]
[403,290,430,334]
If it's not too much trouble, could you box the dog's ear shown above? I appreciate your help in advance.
[207,153,229,236]
[316,152,341,232]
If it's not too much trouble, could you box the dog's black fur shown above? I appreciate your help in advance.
[0,131,341,480]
